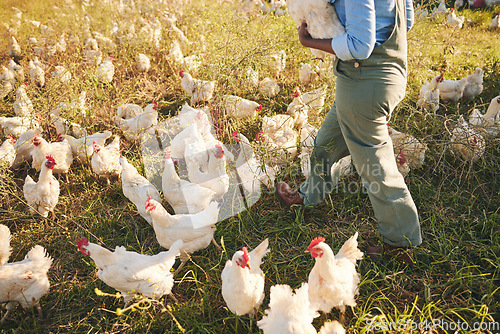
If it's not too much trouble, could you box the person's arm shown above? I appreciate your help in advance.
[331,0,376,60]
[298,21,336,56]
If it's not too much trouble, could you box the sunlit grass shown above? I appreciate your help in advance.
[0,0,499,332]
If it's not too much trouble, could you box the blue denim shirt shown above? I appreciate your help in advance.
[330,0,414,61]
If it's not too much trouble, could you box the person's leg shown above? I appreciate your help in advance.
[298,100,350,206]
[335,75,421,248]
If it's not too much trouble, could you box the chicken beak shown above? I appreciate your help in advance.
[304,249,310,253]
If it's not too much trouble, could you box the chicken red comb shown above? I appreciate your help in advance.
[145,196,155,212]
[45,155,56,163]
[214,144,224,158]
[8,135,16,144]
[77,237,90,256]
[232,130,240,141]
[153,100,158,109]
[307,236,325,250]
[397,150,407,165]
[293,87,301,98]
[77,237,89,249]
[242,247,250,264]
[437,73,444,82]
[24,82,28,86]
[255,131,264,142]
[179,70,185,78]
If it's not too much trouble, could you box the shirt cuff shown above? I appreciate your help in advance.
[331,33,354,61]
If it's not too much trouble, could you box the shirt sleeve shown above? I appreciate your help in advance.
[330,0,376,61]
[406,0,414,31]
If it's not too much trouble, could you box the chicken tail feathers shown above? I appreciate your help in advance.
[335,232,363,264]
[250,238,269,270]
[25,245,53,270]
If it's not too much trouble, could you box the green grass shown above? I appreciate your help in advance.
[0,0,499,333]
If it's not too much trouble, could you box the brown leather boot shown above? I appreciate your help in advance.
[366,243,416,268]
[275,181,304,207]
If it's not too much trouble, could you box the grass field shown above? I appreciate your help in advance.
[0,0,499,333]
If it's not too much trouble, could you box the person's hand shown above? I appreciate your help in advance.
[298,21,312,47]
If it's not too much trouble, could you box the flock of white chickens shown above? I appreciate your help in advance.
[0,0,499,331]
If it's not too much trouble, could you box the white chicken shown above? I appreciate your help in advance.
[23,156,60,218]
[83,49,102,66]
[287,0,345,60]
[30,134,73,174]
[60,130,112,162]
[306,233,363,314]
[462,67,483,100]
[299,62,320,85]
[257,283,319,334]
[221,239,269,318]
[8,35,21,59]
[28,59,45,87]
[77,238,182,306]
[0,115,39,138]
[162,151,216,215]
[168,40,184,66]
[119,155,162,225]
[97,56,114,83]
[91,136,121,183]
[286,87,309,129]
[395,150,410,177]
[262,114,295,137]
[447,8,465,28]
[145,197,220,274]
[179,70,215,104]
[188,144,230,199]
[438,76,467,102]
[388,126,427,169]
[233,131,276,193]
[118,101,158,141]
[268,50,287,77]
[0,245,52,323]
[49,113,86,138]
[8,58,24,84]
[10,129,39,169]
[223,95,262,119]
[51,65,72,83]
[0,69,14,99]
[0,135,16,167]
[0,224,10,266]
[115,103,144,124]
[319,320,346,334]
[51,91,88,118]
[13,83,34,117]
[416,74,443,112]
[136,53,151,72]
[259,77,280,98]
[473,94,500,130]
[491,13,499,29]
[298,87,327,115]
[450,116,485,162]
